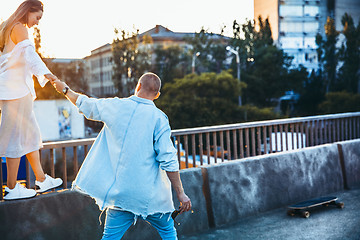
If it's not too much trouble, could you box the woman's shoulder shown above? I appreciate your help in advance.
[10,23,28,44]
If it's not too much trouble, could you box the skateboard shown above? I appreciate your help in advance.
[287,196,344,218]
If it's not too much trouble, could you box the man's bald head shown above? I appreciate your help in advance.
[138,73,161,97]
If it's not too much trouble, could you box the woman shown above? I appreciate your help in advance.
[0,0,62,200]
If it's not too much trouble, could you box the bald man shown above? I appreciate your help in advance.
[53,73,191,240]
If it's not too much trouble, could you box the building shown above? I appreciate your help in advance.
[254,0,360,71]
[85,25,227,97]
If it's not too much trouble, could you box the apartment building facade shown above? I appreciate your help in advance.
[85,25,227,97]
[254,0,360,71]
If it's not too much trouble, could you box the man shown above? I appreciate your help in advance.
[52,73,191,240]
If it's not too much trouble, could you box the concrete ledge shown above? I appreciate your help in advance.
[0,190,102,240]
[204,144,344,227]
[2,140,360,238]
[338,139,360,188]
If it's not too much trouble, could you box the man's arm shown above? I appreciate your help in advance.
[53,80,79,105]
[166,171,192,214]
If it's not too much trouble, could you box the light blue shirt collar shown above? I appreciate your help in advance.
[129,95,155,106]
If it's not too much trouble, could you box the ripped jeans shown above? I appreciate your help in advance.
[101,208,178,240]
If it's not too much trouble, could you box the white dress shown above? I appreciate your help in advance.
[0,36,52,158]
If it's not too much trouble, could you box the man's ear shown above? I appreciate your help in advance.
[135,83,141,93]
[154,92,160,100]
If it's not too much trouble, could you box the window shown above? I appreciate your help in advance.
[280,6,303,17]
[304,22,319,32]
[304,5,319,17]
[280,37,303,48]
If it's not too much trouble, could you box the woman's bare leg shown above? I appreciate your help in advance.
[26,150,46,182]
[6,157,21,189]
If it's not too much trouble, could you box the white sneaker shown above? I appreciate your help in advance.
[35,174,63,193]
[4,183,37,200]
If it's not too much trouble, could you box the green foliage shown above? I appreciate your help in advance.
[238,104,281,122]
[156,71,242,129]
[152,45,188,84]
[185,28,228,74]
[112,28,152,97]
[316,17,340,92]
[338,13,360,93]
[231,17,294,107]
[296,70,325,116]
[318,91,360,114]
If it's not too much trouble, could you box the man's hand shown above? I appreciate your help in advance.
[52,79,68,94]
[177,192,192,214]
[166,171,192,214]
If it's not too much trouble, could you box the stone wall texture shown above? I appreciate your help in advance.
[0,140,359,239]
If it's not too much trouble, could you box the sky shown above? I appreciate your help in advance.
[1,0,254,59]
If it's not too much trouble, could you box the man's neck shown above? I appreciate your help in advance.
[135,93,154,101]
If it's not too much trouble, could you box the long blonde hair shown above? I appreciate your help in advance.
[0,0,43,52]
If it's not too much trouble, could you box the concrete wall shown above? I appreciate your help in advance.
[205,144,344,227]
[0,140,359,239]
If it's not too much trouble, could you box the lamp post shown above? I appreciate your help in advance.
[192,51,200,73]
[226,46,242,106]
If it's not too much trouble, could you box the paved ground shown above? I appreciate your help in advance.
[179,187,360,240]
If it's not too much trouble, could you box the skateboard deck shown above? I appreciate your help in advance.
[287,196,344,218]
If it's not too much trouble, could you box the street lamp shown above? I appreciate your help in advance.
[192,51,201,73]
[226,46,242,106]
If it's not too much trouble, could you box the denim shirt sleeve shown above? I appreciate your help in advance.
[76,95,117,125]
[154,117,179,172]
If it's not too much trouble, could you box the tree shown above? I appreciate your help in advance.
[230,17,293,107]
[338,13,360,93]
[152,45,187,84]
[156,71,241,129]
[112,28,152,97]
[316,17,339,92]
[318,91,360,114]
[296,70,325,116]
[185,28,228,74]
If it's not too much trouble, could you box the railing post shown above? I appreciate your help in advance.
[184,135,189,168]
[251,128,256,156]
[50,149,55,178]
[279,125,284,151]
[232,130,238,159]
[199,134,204,165]
[239,129,245,158]
[268,126,273,153]
[191,134,196,167]
[220,131,225,162]
[62,148,67,189]
[176,136,181,169]
[0,158,3,200]
[213,132,217,164]
[226,130,231,160]
[262,126,267,155]
[73,146,78,180]
[206,133,211,164]
[256,127,261,155]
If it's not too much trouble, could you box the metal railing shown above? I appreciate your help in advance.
[1,112,360,200]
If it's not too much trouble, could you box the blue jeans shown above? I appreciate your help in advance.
[101,208,178,240]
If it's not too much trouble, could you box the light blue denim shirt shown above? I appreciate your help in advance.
[72,95,179,217]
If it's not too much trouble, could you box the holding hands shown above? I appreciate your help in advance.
[52,79,68,94]
[44,73,58,83]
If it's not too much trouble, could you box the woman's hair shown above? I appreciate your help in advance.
[0,0,43,52]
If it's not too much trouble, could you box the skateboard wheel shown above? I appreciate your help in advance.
[287,210,295,216]
[336,202,344,209]
[302,211,310,218]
